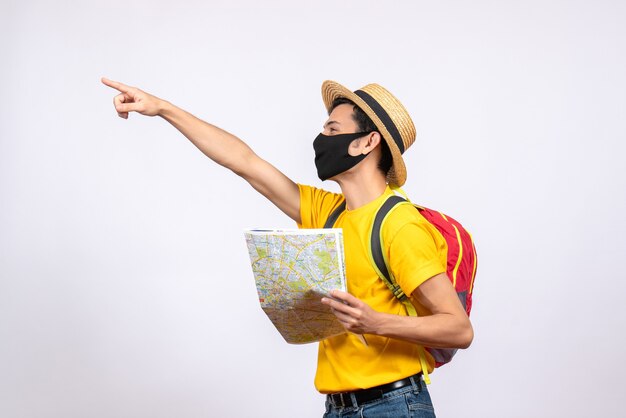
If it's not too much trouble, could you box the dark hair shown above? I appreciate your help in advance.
[330,97,393,176]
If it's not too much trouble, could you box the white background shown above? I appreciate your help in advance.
[1,1,625,417]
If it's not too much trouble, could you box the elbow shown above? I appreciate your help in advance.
[229,151,255,177]
[457,320,474,349]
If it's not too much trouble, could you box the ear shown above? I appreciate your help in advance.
[361,132,382,154]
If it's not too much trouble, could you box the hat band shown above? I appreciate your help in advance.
[354,90,405,154]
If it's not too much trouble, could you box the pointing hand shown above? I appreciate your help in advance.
[101,77,165,119]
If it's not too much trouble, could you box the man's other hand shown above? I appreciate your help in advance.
[321,289,382,335]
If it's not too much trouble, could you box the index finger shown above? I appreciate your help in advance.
[329,289,358,305]
[101,77,131,93]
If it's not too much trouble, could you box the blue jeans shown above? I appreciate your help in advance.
[323,377,436,418]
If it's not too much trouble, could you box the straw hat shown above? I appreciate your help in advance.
[321,80,416,187]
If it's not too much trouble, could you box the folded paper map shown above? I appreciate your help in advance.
[244,228,347,344]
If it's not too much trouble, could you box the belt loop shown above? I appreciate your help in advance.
[339,392,345,408]
[349,392,357,408]
[410,374,421,393]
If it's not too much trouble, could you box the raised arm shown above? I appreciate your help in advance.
[101,77,301,223]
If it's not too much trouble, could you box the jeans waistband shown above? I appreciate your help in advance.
[327,373,423,408]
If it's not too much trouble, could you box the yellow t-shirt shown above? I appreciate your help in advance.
[297,184,448,393]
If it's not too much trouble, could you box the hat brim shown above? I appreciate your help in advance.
[321,80,407,186]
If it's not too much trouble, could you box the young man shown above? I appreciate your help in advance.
[102,77,473,417]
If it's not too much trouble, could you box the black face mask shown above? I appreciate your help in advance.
[313,132,370,181]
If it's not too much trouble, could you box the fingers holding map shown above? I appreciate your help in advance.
[244,228,347,344]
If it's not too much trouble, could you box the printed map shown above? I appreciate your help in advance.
[244,229,347,344]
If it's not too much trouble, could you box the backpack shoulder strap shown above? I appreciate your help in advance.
[370,194,433,384]
[322,194,408,297]
[369,195,410,301]
[323,200,347,228]
[324,193,433,384]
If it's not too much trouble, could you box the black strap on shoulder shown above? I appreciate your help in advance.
[323,194,411,302]
[323,200,347,228]
[371,195,407,285]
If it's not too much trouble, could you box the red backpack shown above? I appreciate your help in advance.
[324,193,477,383]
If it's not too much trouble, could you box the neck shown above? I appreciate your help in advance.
[335,169,388,210]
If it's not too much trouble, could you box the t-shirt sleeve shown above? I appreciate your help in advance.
[387,221,448,298]
[297,184,344,229]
